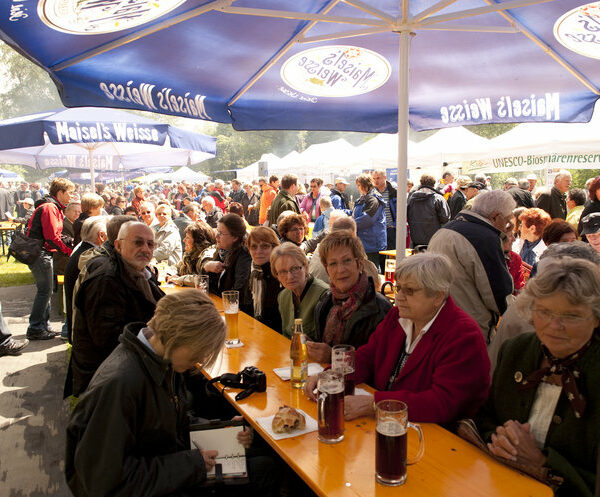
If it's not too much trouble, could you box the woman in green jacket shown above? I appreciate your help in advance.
[476,257,600,497]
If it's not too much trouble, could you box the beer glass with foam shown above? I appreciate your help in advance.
[331,344,355,395]
[221,290,240,345]
[375,400,424,486]
[317,370,345,443]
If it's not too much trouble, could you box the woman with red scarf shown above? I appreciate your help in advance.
[308,230,392,363]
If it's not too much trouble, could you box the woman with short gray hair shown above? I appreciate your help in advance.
[304,252,490,424]
[271,242,328,339]
[475,257,600,496]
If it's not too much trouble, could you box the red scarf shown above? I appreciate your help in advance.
[322,272,369,346]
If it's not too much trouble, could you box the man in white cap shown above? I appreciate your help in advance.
[12,197,35,224]
[330,177,351,213]
[526,173,537,192]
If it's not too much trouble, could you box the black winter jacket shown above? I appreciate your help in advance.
[313,277,392,349]
[69,252,164,396]
[66,324,207,497]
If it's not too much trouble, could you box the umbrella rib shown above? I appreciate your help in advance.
[228,0,344,107]
[420,0,554,26]
[51,0,235,72]
[484,0,600,96]
[299,27,391,43]
[419,23,518,33]
[219,6,390,27]
[341,0,396,23]
[414,0,459,22]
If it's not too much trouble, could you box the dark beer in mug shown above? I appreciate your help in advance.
[317,381,345,443]
[343,369,355,396]
[376,421,407,485]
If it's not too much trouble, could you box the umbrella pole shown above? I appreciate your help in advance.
[396,29,412,263]
[89,148,95,192]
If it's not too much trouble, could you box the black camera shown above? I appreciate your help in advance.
[209,366,267,401]
[240,366,267,393]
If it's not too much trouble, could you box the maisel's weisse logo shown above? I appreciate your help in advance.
[38,0,186,34]
[554,2,600,59]
[281,46,391,98]
[50,121,164,145]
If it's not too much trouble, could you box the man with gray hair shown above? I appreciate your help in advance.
[536,169,571,219]
[201,195,222,228]
[504,176,534,208]
[67,221,164,397]
[428,190,515,341]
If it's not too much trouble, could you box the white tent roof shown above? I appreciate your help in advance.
[168,166,210,183]
[411,127,491,164]
[236,153,280,182]
[466,102,600,174]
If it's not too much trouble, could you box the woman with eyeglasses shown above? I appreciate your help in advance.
[308,230,392,363]
[277,213,320,254]
[201,213,251,299]
[475,258,600,497]
[304,252,490,425]
[271,242,328,339]
[240,227,282,332]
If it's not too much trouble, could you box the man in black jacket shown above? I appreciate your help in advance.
[66,291,225,497]
[504,177,534,208]
[68,221,164,396]
[536,170,571,219]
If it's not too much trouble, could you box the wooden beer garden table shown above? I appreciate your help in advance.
[162,285,552,497]
[0,221,19,255]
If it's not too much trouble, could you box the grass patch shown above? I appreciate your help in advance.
[0,257,34,287]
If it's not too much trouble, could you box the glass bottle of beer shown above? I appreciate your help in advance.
[290,318,308,389]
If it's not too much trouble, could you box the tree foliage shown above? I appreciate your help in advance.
[0,42,61,119]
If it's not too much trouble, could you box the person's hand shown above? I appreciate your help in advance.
[203,261,224,273]
[488,420,546,467]
[232,416,253,449]
[306,341,331,364]
[344,394,374,420]
[303,375,319,401]
[201,450,218,471]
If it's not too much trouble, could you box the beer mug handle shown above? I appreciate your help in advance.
[406,422,424,465]
[380,281,393,297]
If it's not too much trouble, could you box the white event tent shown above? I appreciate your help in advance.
[466,109,600,175]
[168,166,210,183]
[236,153,281,182]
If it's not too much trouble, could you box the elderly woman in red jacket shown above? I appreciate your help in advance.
[305,252,490,424]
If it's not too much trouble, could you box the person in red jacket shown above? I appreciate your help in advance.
[26,178,75,340]
[304,252,490,424]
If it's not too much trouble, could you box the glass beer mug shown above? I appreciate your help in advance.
[331,344,355,396]
[375,400,424,486]
[317,370,345,443]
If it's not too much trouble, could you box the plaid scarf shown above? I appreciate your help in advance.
[520,337,595,418]
[322,272,369,346]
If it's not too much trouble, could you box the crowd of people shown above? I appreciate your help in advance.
[0,167,599,497]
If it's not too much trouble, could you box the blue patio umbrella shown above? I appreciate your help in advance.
[1,0,599,254]
[0,107,216,189]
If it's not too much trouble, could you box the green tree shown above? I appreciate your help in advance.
[0,42,61,119]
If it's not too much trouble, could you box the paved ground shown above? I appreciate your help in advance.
[0,285,71,497]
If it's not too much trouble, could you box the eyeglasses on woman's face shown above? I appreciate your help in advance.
[393,284,424,297]
[287,226,305,234]
[276,265,304,277]
[532,307,591,327]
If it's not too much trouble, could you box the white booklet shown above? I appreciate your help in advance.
[190,424,247,479]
